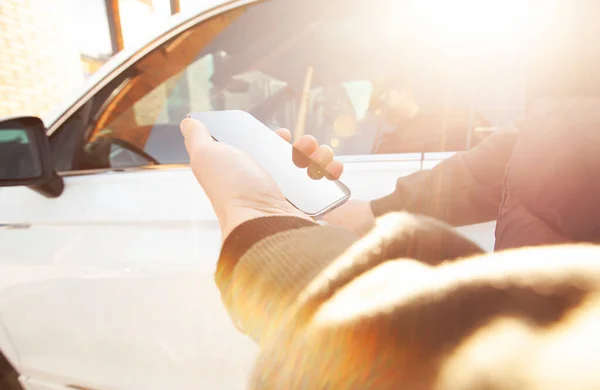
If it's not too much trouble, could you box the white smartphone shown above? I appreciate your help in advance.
[188,110,351,218]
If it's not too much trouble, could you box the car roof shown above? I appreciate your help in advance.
[43,0,255,134]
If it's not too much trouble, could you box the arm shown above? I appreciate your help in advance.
[218,214,600,390]
[215,213,483,343]
[215,216,358,342]
[181,116,599,389]
[370,129,519,226]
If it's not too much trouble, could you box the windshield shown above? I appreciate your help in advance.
[74,0,558,169]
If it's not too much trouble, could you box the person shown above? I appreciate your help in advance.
[180,115,600,389]
[319,1,600,251]
[366,85,491,155]
[180,1,600,388]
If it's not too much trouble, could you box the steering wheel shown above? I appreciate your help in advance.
[97,136,160,166]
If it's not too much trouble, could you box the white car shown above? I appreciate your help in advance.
[0,0,527,388]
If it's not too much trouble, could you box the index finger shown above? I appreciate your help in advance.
[274,128,292,142]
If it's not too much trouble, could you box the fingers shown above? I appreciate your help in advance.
[275,129,316,170]
[291,134,343,180]
[274,128,292,143]
[324,160,344,180]
[305,145,343,180]
[292,135,318,168]
[307,145,334,179]
[180,118,212,157]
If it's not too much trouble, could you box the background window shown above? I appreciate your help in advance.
[74,0,114,58]
[119,0,172,49]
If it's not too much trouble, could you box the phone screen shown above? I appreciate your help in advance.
[189,110,351,217]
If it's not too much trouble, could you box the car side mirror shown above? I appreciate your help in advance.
[0,116,64,197]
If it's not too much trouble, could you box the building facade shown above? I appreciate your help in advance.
[0,0,196,119]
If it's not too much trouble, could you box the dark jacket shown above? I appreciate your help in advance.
[370,98,600,250]
[215,213,600,389]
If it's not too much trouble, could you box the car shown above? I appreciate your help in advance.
[0,0,531,388]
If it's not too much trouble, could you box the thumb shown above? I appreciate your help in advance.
[180,117,212,156]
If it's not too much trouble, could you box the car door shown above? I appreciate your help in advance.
[0,6,263,390]
[0,0,527,388]
[0,168,260,390]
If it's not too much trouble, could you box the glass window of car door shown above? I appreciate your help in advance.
[72,0,531,171]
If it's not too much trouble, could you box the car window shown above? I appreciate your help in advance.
[56,0,530,171]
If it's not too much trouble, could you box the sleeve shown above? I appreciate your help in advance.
[370,129,519,226]
[215,216,359,342]
[215,212,484,344]
[248,228,600,390]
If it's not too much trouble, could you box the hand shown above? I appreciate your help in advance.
[181,118,312,240]
[321,199,376,236]
[273,131,374,236]
[273,129,344,180]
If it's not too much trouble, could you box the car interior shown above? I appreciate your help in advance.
[72,0,526,170]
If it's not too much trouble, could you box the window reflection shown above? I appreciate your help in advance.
[0,129,42,180]
[76,0,538,170]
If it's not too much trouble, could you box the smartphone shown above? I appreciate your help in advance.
[188,110,351,218]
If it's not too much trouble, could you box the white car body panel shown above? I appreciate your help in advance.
[0,0,496,388]
[0,160,494,390]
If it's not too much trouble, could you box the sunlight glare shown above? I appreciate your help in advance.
[403,0,558,54]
